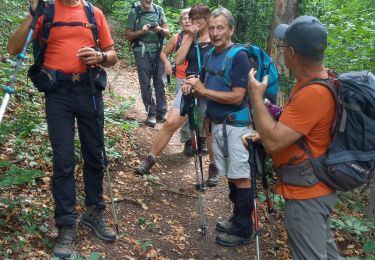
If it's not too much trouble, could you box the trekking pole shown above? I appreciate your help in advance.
[248,141,261,260]
[0,0,45,124]
[186,94,206,236]
[87,65,119,234]
[256,143,279,252]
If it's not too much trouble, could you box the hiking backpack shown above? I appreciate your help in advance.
[203,44,280,104]
[130,2,164,49]
[300,71,375,191]
[32,0,99,67]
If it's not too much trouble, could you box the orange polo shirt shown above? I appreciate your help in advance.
[33,0,114,73]
[273,71,335,200]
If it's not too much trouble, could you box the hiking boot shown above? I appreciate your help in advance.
[156,114,166,123]
[200,137,208,155]
[135,154,156,175]
[145,115,156,127]
[183,140,194,157]
[81,205,116,242]
[216,219,232,232]
[206,163,219,187]
[53,225,76,259]
[216,232,254,247]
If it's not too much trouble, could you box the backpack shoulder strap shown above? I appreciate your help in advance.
[294,77,340,157]
[133,3,142,31]
[35,1,55,66]
[153,3,162,23]
[175,31,184,50]
[83,0,99,48]
[222,44,249,87]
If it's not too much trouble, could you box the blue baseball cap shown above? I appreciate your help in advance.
[274,15,327,57]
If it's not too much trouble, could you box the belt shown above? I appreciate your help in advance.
[49,70,90,82]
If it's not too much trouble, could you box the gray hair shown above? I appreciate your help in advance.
[179,8,191,23]
[211,7,235,29]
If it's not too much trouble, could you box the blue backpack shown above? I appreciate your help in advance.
[204,44,280,103]
[300,71,375,191]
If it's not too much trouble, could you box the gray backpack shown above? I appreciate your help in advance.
[299,71,375,191]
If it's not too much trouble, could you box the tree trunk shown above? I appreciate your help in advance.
[368,182,375,222]
[267,0,299,104]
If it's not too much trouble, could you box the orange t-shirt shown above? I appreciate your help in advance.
[173,32,188,79]
[273,71,335,200]
[33,0,114,73]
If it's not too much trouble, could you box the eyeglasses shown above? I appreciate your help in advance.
[276,44,289,48]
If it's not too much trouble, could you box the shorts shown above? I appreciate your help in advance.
[211,123,253,179]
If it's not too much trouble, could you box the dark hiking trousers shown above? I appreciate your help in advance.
[134,51,167,117]
[45,82,105,227]
[228,187,254,238]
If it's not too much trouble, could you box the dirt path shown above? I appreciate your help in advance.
[72,61,288,260]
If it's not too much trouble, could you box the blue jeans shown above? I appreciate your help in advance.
[45,82,105,227]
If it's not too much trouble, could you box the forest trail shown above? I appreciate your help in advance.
[72,61,288,260]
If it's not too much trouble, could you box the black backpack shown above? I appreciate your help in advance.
[28,0,108,92]
[300,71,375,191]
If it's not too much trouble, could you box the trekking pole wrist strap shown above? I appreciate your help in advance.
[29,5,35,17]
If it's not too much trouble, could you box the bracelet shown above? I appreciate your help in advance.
[100,51,107,64]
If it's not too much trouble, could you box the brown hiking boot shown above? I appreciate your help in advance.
[53,225,76,258]
[81,205,116,242]
[135,154,156,175]
[206,163,218,187]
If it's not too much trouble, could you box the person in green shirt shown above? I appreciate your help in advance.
[125,0,170,127]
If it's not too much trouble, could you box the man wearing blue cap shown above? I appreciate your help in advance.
[244,16,340,259]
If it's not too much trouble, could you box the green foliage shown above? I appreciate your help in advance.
[0,197,52,258]
[304,0,375,72]
[51,251,103,260]
[136,239,154,251]
[0,160,44,187]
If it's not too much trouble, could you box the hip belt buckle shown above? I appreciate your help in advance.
[72,73,80,82]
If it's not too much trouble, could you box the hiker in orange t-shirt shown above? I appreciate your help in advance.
[7,0,117,258]
[243,16,340,259]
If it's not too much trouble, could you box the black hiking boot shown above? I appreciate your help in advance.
[183,140,194,157]
[53,225,76,259]
[145,115,156,127]
[80,205,116,242]
[206,163,219,187]
[216,232,254,247]
[216,218,233,232]
[135,154,157,175]
[200,137,208,155]
[156,114,166,123]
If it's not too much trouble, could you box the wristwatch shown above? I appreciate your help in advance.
[100,51,107,64]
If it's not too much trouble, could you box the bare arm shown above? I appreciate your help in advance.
[248,69,302,154]
[186,78,247,105]
[76,45,117,67]
[175,32,195,65]
[160,34,176,75]
[125,27,147,41]
[7,15,34,55]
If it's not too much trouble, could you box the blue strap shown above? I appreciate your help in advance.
[195,34,201,73]
[83,1,99,47]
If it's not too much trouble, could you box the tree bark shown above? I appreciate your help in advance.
[368,182,375,222]
[267,0,299,103]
